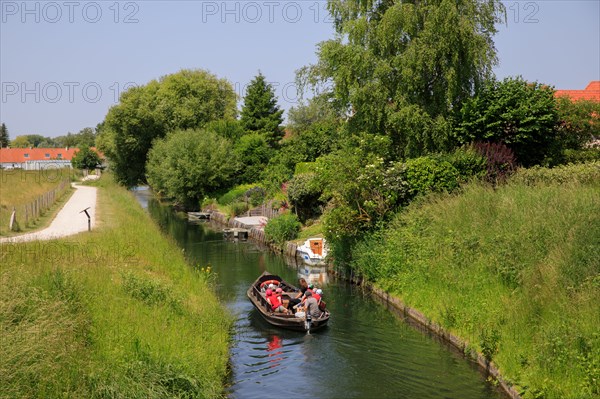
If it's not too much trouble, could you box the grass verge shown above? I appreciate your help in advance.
[0,173,232,398]
[352,178,600,399]
[0,168,75,236]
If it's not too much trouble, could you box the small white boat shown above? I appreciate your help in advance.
[296,237,328,266]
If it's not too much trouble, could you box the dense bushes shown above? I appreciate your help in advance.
[562,148,600,164]
[146,129,238,209]
[404,157,460,197]
[264,213,301,247]
[440,146,487,182]
[286,173,324,223]
[555,96,600,151]
[233,133,273,184]
[472,141,517,183]
[455,77,559,166]
[511,161,600,186]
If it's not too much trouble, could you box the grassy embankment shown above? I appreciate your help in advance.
[0,168,75,236]
[0,173,232,398]
[353,163,600,399]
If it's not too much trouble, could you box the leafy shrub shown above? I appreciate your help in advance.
[511,161,600,186]
[146,129,238,209]
[455,76,559,166]
[200,197,217,210]
[404,156,460,197]
[480,328,501,362]
[555,96,600,151]
[286,173,324,223]
[244,186,266,207]
[441,146,487,182]
[317,153,411,248]
[264,213,301,247]
[563,148,600,164]
[473,141,517,183]
[230,201,249,217]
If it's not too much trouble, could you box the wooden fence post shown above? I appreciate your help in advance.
[9,207,16,231]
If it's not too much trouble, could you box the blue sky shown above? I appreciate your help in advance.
[1,0,599,138]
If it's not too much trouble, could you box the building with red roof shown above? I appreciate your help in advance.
[0,147,102,170]
[555,81,600,102]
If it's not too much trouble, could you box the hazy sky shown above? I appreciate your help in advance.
[1,0,599,138]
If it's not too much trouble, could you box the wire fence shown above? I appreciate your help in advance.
[4,178,71,232]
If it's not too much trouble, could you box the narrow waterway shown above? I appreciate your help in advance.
[132,187,506,399]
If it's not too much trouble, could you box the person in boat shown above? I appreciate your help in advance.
[313,288,322,303]
[314,288,326,311]
[303,290,322,319]
[275,287,289,309]
[260,281,278,293]
[288,278,309,309]
[266,288,289,314]
[298,284,315,307]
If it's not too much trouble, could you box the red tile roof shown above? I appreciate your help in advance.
[0,147,103,163]
[555,81,600,102]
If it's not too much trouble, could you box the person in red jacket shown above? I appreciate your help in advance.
[266,289,289,313]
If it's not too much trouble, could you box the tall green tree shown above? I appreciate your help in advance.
[0,123,9,147]
[99,69,237,186]
[300,0,505,157]
[10,134,49,148]
[240,72,284,147]
[10,136,31,148]
[54,127,96,148]
[233,133,273,184]
[71,146,102,170]
[455,77,559,167]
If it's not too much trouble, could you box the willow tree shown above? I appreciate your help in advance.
[300,0,506,157]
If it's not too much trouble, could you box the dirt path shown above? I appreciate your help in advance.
[0,184,97,243]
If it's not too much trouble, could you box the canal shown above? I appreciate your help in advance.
[133,187,506,399]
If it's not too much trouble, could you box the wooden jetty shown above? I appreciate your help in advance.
[223,227,249,240]
[187,212,211,222]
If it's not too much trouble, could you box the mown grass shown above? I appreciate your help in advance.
[0,173,232,398]
[0,168,75,235]
[352,169,600,399]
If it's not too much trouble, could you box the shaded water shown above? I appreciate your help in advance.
[132,187,505,399]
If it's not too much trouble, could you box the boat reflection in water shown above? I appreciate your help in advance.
[297,264,329,286]
[266,335,284,368]
[283,255,330,286]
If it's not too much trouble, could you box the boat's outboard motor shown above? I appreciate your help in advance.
[305,314,312,332]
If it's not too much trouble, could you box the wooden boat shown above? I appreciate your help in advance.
[247,271,330,332]
[296,237,328,266]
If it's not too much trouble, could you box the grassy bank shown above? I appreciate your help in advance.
[0,168,75,235]
[0,174,232,398]
[352,171,599,398]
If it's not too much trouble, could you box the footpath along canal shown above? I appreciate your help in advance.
[132,187,508,399]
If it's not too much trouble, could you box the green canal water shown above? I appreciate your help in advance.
[133,187,506,399]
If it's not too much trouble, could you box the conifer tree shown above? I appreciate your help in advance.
[0,123,9,148]
[240,72,284,147]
